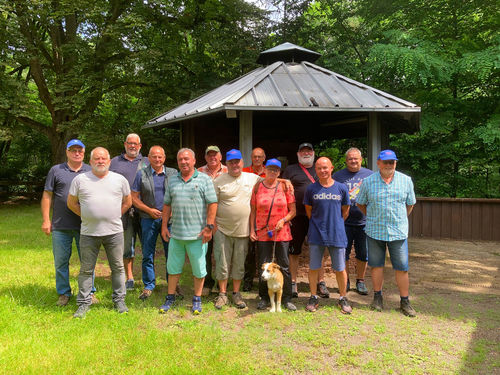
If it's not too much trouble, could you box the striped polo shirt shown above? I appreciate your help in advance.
[164,170,217,240]
[357,171,416,241]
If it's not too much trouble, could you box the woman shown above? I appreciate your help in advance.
[250,158,297,311]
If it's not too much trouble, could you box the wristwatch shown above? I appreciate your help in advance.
[205,224,214,230]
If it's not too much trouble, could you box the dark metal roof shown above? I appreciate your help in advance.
[256,42,321,65]
[145,60,420,129]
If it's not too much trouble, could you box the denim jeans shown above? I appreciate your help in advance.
[141,218,169,290]
[52,230,95,296]
[77,233,125,306]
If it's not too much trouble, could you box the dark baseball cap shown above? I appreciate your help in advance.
[298,143,313,151]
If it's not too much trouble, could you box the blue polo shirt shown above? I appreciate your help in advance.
[44,162,91,230]
[304,181,350,247]
[333,167,373,226]
[110,152,148,187]
[357,171,416,241]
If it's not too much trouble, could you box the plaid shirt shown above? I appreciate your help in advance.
[198,164,228,180]
[357,171,416,241]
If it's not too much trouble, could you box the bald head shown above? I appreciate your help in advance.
[315,157,334,183]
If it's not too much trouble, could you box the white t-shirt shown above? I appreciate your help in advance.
[69,171,131,236]
[213,172,260,237]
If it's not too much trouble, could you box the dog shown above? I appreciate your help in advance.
[261,262,284,313]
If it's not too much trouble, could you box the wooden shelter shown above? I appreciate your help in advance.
[145,43,420,169]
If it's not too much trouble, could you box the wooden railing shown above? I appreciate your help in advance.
[409,197,500,241]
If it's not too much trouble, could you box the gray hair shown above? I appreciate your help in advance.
[90,147,110,159]
[177,148,195,158]
[126,133,141,143]
[345,147,362,158]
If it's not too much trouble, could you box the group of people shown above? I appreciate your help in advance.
[42,133,417,318]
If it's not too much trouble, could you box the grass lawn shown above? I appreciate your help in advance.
[0,203,499,374]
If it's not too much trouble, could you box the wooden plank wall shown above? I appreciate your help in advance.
[409,198,500,241]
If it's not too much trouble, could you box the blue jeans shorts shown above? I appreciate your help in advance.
[367,236,409,271]
[309,244,346,272]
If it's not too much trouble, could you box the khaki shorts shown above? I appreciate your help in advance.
[213,230,248,281]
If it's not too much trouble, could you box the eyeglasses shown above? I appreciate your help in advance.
[126,142,140,146]
[382,160,396,165]
[68,149,84,154]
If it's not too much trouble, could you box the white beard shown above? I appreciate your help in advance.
[298,154,314,168]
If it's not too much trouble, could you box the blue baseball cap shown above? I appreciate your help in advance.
[265,158,281,168]
[377,149,398,161]
[66,139,85,149]
[226,149,242,161]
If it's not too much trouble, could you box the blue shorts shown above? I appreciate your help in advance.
[345,225,368,262]
[167,238,207,278]
[367,236,409,271]
[309,244,346,272]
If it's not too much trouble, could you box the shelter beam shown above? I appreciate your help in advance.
[367,113,388,171]
[239,111,253,166]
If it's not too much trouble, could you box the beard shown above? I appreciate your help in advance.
[92,164,109,175]
[298,153,314,168]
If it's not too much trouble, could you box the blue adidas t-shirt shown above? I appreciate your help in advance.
[303,181,350,247]
[333,167,373,226]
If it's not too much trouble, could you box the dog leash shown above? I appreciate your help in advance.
[267,229,277,263]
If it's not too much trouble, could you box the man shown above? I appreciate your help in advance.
[282,143,329,298]
[131,146,177,300]
[198,145,228,294]
[304,157,352,314]
[160,148,218,314]
[242,147,266,291]
[110,133,148,290]
[242,147,266,177]
[41,139,96,306]
[68,147,132,318]
[333,147,373,295]
[211,149,261,309]
[356,149,417,317]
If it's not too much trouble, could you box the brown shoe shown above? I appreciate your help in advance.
[91,294,99,305]
[214,293,228,310]
[232,292,246,309]
[139,289,152,300]
[57,295,70,306]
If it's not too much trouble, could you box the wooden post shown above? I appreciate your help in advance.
[367,112,382,171]
[239,111,253,166]
[181,121,195,151]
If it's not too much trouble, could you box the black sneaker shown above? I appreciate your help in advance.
[371,294,383,312]
[283,301,297,311]
[291,282,298,298]
[356,280,368,295]
[338,298,352,314]
[317,282,330,298]
[242,281,253,292]
[115,301,129,314]
[400,299,416,317]
[305,295,319,312]
[73,304,90,319]
[257,299,269,310]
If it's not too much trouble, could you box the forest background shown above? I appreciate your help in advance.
[0,0,498,198]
